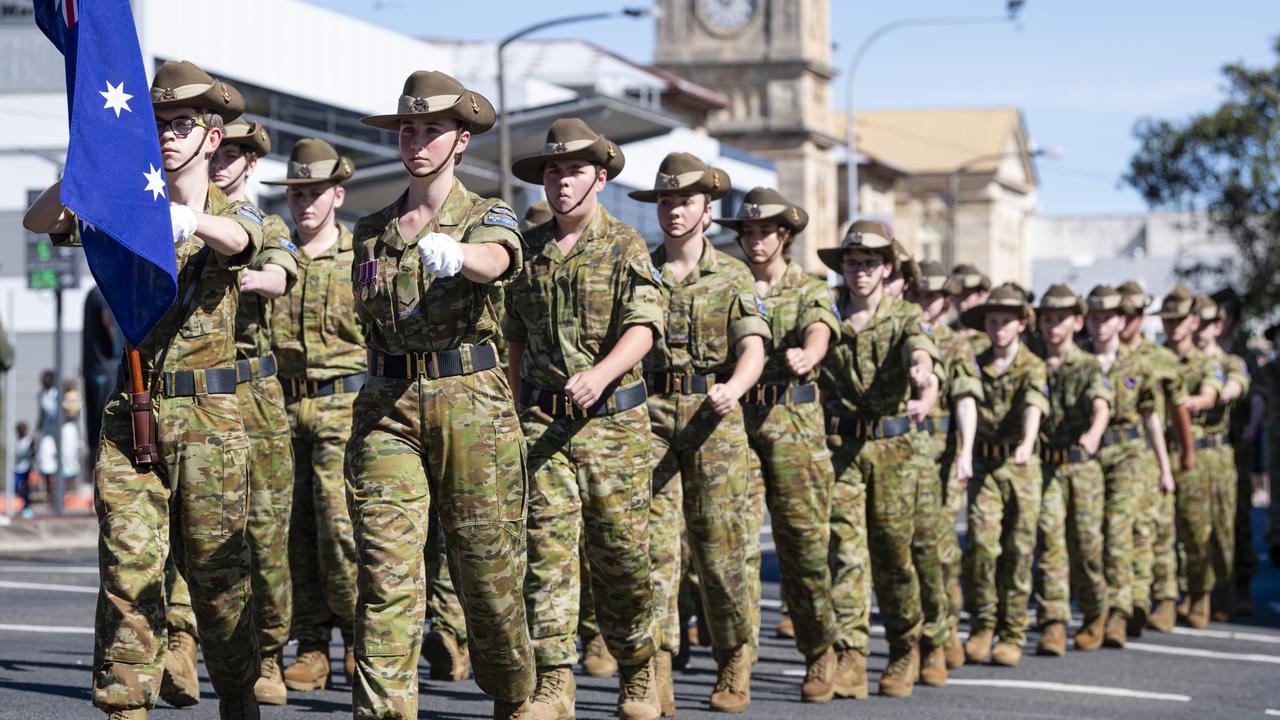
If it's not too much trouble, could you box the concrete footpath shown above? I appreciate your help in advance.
[0,513,97,556]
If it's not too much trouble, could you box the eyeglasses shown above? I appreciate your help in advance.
[156,116,207,138]
[842,258,884,272]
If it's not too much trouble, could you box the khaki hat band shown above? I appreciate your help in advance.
[290,159,338,179]
[657,169,708,189]
[152,82,214,103]
[1041,296,1080,310]
[739,202,788,219]
[542,137,598,155]
[1088,296,1122,311]
[396,93,466,115]
[920,277,948,292]
[959,274,985,289]
[1163,299,1193,315]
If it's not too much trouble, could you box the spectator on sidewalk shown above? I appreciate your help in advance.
[61,378,82,490]
[14,421,33,518]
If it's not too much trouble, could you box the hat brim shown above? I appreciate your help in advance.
[153,82,244,123]
[817,244,896,274]
[715,205,809,235]
[961,302,1034,331]
[360,93,496,135]
[512,138,624,185]
[260,157,355,186]
[629,168,731,202]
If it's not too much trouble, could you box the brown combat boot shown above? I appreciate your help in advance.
[943,634,965,669]
[877,646,918,698]
[918,645,947,688]
[964,628,993,663]
[106,710,148,720]
[618,655,661,720]
[217,691,260,720]
[343,641,355,685]
[527,666,575,720]
[1176,595,1191,623]
[800,647,835,703]
[654,650,676,717]
[494,698,528,720]
[283,642,330,692]
[832,648,868,700]
[774,614,795,640]
[1073,612,1106,651]
[160,630,200,707]
[425,627,471,681]
[582,633,618,679]
[1187,594,1210,629]
[254,653,287,706]
[1211,586,1232,623]
[990,641,1022,667]
[708,644,751,713]
[1036,622,1066,656]
[1103,611,1128,648]
[1127,603,1148,638]
[1147,599,1176,632]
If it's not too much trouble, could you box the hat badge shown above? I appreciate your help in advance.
[607,142,616,159]
[851,232,864,244]
[294,164,312,179]
[791,207,799,222]
[410,97,431,112]
[159,88,177,101]
[221,84,231,104]
[552,142,568,154]
[745,204,761,218]
[712,173,720,189]
[661,174,680,188]
[469,95,480,114]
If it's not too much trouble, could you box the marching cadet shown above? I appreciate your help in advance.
[505,118,661,720]
[1115,280,1193,634]
[631,152,768,714]
[24,60,263,719]
[818,221,944,698]
[1155,286,1222,630]
[950,263,992,355]
[907,260,980,671]
[960,284,1049,667]
[1031,285,1111,656]
[1191,297,1249,621]
[348,70,533,720]
[1082,285,1175,647]
[260,139,364,691]
[724,187,841,703]
[883,241,919,301]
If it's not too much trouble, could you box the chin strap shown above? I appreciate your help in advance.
[403,132,463,178]
[170,125,210,174]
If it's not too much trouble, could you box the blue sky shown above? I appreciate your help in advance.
[309,0,1279,216]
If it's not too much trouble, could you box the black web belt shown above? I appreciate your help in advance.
[235,354,277,381]
[829,413,917,440]
[645,371,717,395]
[917,415,951,436]
[520,382,647,419]
[742,383,817,406]
[282,373,368,401]
[369,344,498,380]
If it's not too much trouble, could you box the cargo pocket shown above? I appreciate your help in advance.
[181,428,250,541]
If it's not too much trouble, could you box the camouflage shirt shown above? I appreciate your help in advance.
[1200,347,1248,437]
[351,178,522,355]
[645,239,770,375]
[235,212,298,360]
[271,222,366,381]
[504,204,663,391]
[975,342,1050,446]
[1087,341,1158,433]
[1165,342,1224,435]
[1041,344,1112,449]
[53,181,262,376]
[756,260,840,386]
[931,320,983,415]
[1132,337,1187,421]
[821,294,939,419]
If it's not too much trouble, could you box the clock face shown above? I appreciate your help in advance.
[698,0,757,36]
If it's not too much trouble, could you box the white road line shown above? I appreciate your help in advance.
[1170,627,1280,645]
[0,565,98,574]
[1126,641,1280,665]
[1263,709,1280,717]
[0,580,97,594]
[945,679,1189,702]
[0,623,93,635]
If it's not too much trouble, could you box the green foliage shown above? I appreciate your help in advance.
[1124,38,1280,318]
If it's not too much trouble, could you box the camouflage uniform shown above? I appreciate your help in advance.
[1035,346,1111,625]
[822,295,947,656]
[741,260,839,661]
[271,221,366,649]
[426,509,468,644]
[346,179,533,716]
[60,183,263,713]
[1126,338,1185,608]
[966,343,1050,647]
[921,322,982,641]
[1167,343,1225,602]
[645,240,769,658]
[504,205,661,670]
[1201,349,1248,600]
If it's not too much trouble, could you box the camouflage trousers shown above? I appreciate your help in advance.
[1128,450,1159,611]
[92,389,256,713]
[827,439,872,658]
[1205,445,1237,596]
[1144,459,1179,604]
[166,376,295,654]
[1174,442,1223,599]
[743,401,837,660]
[1098,438,1146,618]
[345,371,534,717]
[287,390,360,647]
[922,430,964,645]
[647,393,753,659]
[522,403,657,670]
[744,451,765,652]
[1234,435,1257,579]
[426,507,467,643]
[1035,458,1107,624]
[965,457,1042,646]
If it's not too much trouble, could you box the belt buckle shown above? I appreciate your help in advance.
[768,385,780,404]
[412,351,433,378]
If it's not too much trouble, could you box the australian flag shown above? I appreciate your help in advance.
[33,0,178,347]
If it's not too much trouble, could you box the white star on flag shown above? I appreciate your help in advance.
[99,81,133,118]
[143,164,166,201]
[78,218,97,234]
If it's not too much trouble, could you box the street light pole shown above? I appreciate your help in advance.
[497,7,650,206]
[844,2,1024,225]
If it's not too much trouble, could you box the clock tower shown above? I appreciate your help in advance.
[655,0,839,272]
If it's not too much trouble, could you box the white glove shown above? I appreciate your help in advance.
[169,204,198,245]
[417,232,464,278]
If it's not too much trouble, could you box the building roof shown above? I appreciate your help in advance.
[835,107,1034,181]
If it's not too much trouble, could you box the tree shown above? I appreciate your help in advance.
[1125,39,1280,318]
